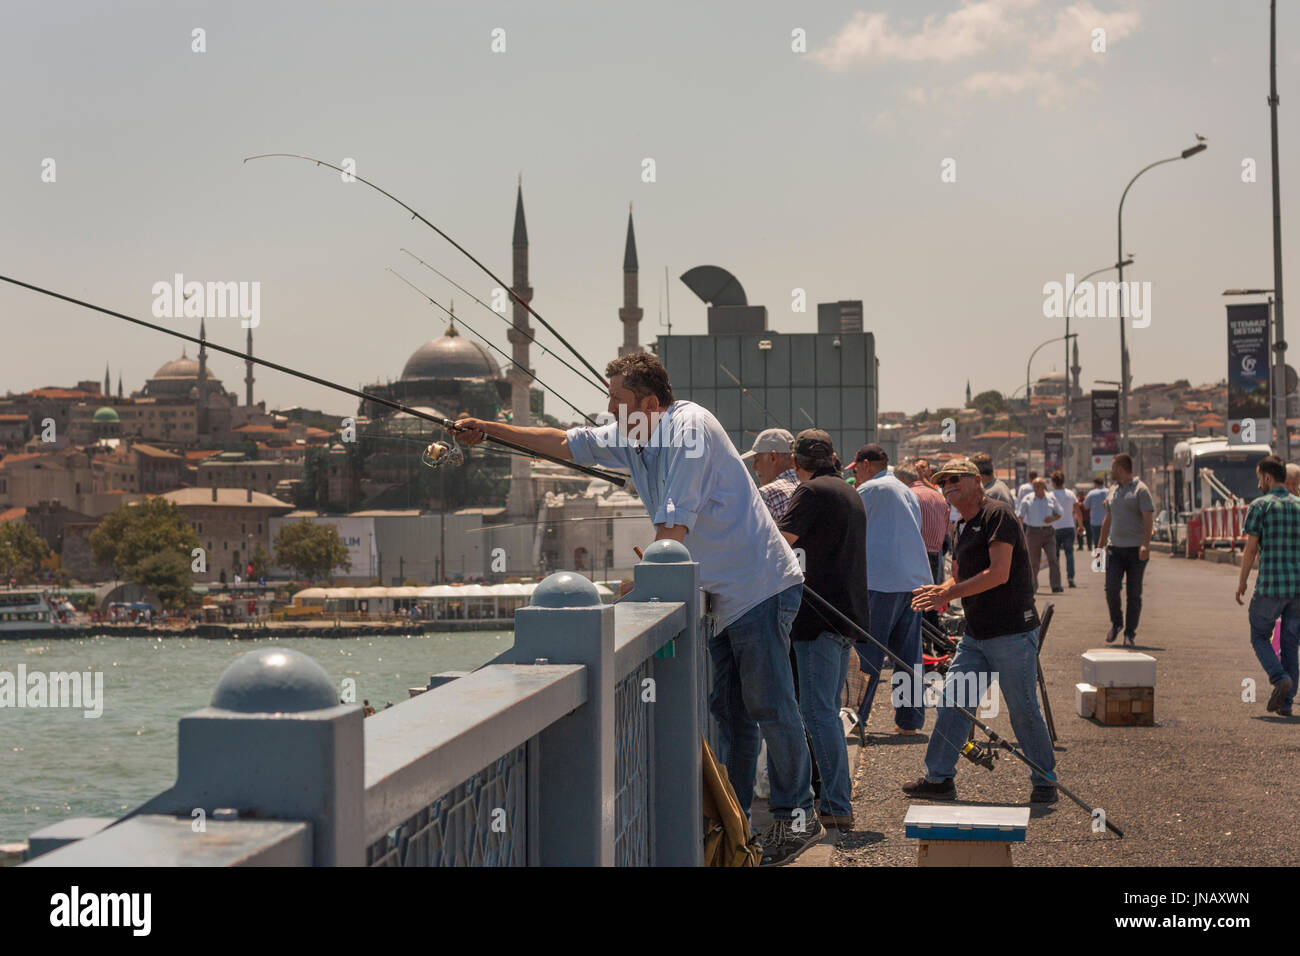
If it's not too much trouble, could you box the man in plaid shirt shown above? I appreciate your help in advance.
[743,428,799,521]
[1236,455,1299,715]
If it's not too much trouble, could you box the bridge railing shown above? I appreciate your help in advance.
[22,540,705,867]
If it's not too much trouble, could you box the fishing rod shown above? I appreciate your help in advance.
[799,585,1123,838]
[718,363,786,431]
[387,268,598,427]
[0,274,627,487]
[465,514,650,533]
[400,248,606,394]
[242,153,610,390]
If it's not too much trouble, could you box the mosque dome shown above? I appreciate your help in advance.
[400,323,501,382]
[92,406,120,423]
[154,352,202,379]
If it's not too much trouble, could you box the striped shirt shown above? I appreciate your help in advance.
[759,469,799,522]
[910,480,950,554]
[1243,486,1300,598]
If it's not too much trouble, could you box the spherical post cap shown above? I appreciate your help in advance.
[640,539,691,563]
[531,571,601,607]
[211,647,339,713]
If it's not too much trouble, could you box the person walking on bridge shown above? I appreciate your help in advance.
[1235,455,1299,716]
[1097,454,1154,647]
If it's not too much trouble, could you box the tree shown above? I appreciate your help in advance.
[248,543,272,579]
[273,520,351,583]
[0,520,52,582]
[970,390,1006,415]
[89,498,201,606]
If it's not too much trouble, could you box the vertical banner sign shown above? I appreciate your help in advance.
[1226,303,1271,445]
[1044,430,1064,476]
[1091,389,1119,472]
[1014,459,1028,490]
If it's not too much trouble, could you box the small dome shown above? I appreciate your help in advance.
[92,406,120,423]
[400,324,501,382]
[154,352,201,379]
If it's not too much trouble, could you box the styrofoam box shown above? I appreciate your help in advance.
[1081,649,1156,688]
[1075,682,1097,718]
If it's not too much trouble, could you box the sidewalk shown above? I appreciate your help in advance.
[830,552,1300,866]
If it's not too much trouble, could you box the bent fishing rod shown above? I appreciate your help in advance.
[0,274,626,487]
[243,153,610,391]
[799,585,1123,838]
[386,268,598,426]
[401,248,606,393]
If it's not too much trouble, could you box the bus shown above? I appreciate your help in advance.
[1172,437,1273,512]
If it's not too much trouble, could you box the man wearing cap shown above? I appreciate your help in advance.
[909,458,1058,804]
[777,430,869,830]
[851,444,933,734]
[743,428,799,522]
[452,351,820,864]
[970,452,1015,507]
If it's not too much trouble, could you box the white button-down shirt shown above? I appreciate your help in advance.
[1017,493,1063,528]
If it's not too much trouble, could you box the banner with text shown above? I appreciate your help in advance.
[1044,430,1064,476]
[1091,389,1119,472]
[1226,303,1271,445]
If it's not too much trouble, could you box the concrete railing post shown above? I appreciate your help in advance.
[133,647,364,866]
[502,571,614,866]
[628,539,703,867]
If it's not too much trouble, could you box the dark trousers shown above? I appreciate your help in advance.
[1104,546,1148,637]
[1086,523,1102,550]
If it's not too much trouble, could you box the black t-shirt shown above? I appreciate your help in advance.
[952,497,1040,639]
[778,472,870,642]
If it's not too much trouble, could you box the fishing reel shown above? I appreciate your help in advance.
[960,738,999,772]
[421,431,464,469]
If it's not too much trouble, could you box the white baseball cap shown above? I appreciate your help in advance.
[740,428,795,459]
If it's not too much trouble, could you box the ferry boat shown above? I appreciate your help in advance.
[0,589,61,633]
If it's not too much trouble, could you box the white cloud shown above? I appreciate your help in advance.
[816,0,1140,107]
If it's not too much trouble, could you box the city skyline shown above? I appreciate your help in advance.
[1,0,1296,422]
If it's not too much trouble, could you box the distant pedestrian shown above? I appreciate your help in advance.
[778,430,869,830]
[743,428,798,521]
[1286,463,1300,497]
[852,444,932,735]
[1016,470,1039,504]
[1049,471,1081,588]
[914,458,937,488]
[1097,454,1154,647]
[1083,477,1108,550]
[908,458,1058,804]
[970,452,1015,507]
[1017,477,1063,593]
[1235,455,1298,716]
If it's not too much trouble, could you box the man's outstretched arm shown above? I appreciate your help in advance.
[453,417,573,461]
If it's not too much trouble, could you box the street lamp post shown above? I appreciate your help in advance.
[1064,260,1133,482]
[1117,141,1208,451]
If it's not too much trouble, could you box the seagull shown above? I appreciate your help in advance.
[1195,133,1207,142]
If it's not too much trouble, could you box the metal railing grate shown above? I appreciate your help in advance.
[614,657,653,866]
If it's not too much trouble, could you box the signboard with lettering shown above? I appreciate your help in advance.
[1091,389,1119,473]
[1226,303,1271,445]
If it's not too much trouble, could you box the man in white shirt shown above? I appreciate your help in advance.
[452,352,820,866]
[1017,477,1063,592]
[1049,471,1082,588]
[1016,470,1039,504]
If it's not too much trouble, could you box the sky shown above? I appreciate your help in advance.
[2,0,1297,421]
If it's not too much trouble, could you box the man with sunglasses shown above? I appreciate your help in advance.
[907,458,1058,804]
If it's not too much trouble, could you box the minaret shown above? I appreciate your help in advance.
[618,204,643,356]
[117,374,123,400]
[505,178,536,518]
[965,379,972,406]
[197,318,209,437]
[245,326,255,407]
[104,364,110,397]
[1070,338,1082,398]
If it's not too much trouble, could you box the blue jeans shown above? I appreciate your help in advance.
[923,628,1057,787]
[856,590,925,731]
[1247,593,1300,710]
[794,632,853,817]
[1054,528,1076,582]
[709,583,814,820]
